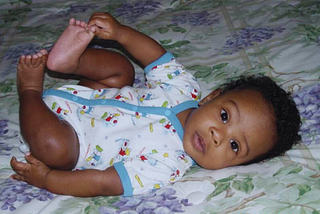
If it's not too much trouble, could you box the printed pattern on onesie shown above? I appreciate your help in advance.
[42,52,201,196]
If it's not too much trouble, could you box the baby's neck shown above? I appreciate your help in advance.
[177,108,195,128]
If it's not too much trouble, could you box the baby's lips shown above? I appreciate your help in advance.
[193,132,205,153]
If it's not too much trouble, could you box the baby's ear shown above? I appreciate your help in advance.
[198,88,222,106]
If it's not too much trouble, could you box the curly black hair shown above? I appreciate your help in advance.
[220,75,301,164]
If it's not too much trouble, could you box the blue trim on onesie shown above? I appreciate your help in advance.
[43,89,198,140]
[171,101,198,114]
[144,52,174,74]
[113,162,133,197]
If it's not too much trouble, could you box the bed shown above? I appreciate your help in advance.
[1,0,320,213]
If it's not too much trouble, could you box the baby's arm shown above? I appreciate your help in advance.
[10,153,123,196]
[87,13,166,67]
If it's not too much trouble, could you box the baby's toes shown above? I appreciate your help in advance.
[31,54,40,66]
[39,49,48,55]
[37,52,43,58]
[18,55,26,66]
[75,20,81,26]
[25,55,32,66]
[69,18,76,25]
[80,21,87,27]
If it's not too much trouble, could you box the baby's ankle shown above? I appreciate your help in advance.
[19,87,43,97]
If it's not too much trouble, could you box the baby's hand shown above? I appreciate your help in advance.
[10,152,51,189]
[87,13,123,41]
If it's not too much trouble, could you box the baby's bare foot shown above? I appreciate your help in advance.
[47,18,95,73]
[17,50,48,95]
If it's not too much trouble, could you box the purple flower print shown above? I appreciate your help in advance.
[219,26,285,55]
[0,141,12,156]
[0,179,54,211]
[172,11,220,26]
[68,4,98,13]
[2,43,50,77]
[3,43,42,63]
[292,83,320,145]
[115,1,161,23]
[0,120,12,156]
[100,188,192,213]
[0,120,8,136]
[99,206,117,214]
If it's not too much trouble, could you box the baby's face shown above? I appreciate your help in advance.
[183,89,276,170]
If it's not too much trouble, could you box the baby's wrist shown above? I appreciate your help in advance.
[43,169,53,190]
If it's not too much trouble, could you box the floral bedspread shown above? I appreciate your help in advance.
[1,0,320,213]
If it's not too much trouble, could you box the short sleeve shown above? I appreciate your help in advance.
[143,52,201,101]
[113,151,192,196]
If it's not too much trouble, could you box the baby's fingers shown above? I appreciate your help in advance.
[10,156,28,172]
[89,12,110,20]
[87,17,109,29]
[87,25,100,36]
[11,173,26,182]
[10,157,29,181]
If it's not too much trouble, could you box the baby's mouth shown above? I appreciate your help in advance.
[193,132,205,153]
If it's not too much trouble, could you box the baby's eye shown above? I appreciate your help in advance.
[230,140,239,153]
[220,109,228,124]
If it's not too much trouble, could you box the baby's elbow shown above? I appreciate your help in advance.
[100,167,124,196]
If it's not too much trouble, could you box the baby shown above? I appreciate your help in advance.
[11,13,301,197]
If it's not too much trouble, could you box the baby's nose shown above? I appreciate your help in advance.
[210,128,222,146]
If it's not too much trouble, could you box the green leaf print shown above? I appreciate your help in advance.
[291,24,320,46]
[164,40,190,49]
[0,81,14,93]
[296,190,320,205]
[273,164,303,178]
[212,63,228,70]
[298,184,312,196]
[21,0,32,5]
[4,8,32,22]
[85,205,100,214]
[158,25,187,34]
[264,183,286,196]
[270,1,320,22]
[160,39,173,45]
[10,0,32,5]
[279,186,300,204]
[53,196,120,214]
[189,65,213,78]
[172,26,187,33]
[158,26,169,34]
[206,174,238,201]
[214,174,237,185]
[207,182,230,200]
[232,178,254,194]
[189,63,230,82]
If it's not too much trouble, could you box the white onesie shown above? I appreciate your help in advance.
[42,52,201,196]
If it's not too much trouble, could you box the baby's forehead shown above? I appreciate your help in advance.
[225,89,276,132]
[224,89,274,110]
[221,87,261,96]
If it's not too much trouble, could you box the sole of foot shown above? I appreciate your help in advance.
[46,18,95,73]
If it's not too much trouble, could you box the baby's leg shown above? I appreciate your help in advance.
[47,18,134,89]
[17,50,79,170]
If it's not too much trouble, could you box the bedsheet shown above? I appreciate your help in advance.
[1,0,320,213]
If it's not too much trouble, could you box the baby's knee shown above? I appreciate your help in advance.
[48,150,78,170]
[30,130,79,170]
